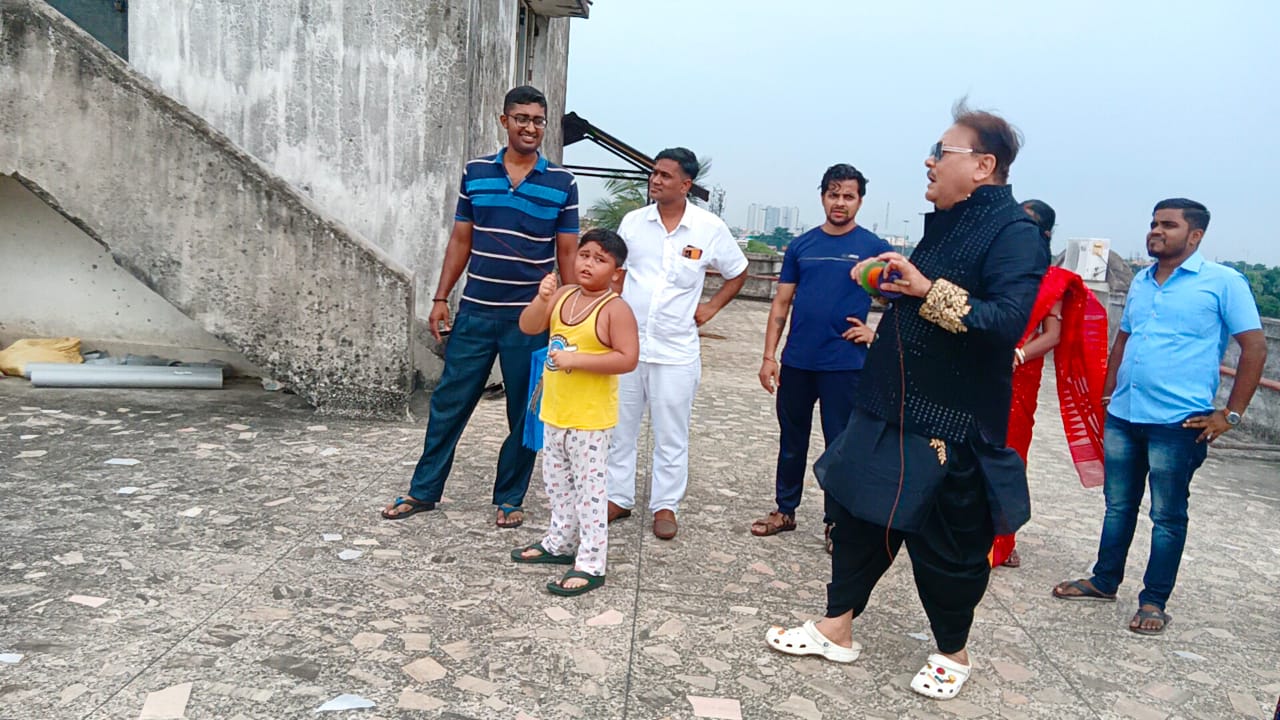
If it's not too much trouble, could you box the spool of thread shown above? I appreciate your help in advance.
[856,260,904,299]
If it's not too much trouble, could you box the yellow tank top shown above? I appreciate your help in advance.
[540,288,620,430]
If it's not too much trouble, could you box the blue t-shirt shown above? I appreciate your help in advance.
[779,225,892,372]
[1111,252,1262,424]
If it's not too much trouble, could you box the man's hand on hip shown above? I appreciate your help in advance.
[1182,410,1232,443]
[694,302,718,327]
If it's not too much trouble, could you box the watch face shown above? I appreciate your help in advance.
[1225,411,1241,425]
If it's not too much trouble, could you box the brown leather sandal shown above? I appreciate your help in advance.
[750,511,796,537]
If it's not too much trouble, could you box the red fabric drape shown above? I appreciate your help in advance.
[992,267,1108,567]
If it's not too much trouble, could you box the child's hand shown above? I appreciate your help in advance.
[548,349,578,370]
[538,273,559,300]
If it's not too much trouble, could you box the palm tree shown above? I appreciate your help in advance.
[587,177,647,231]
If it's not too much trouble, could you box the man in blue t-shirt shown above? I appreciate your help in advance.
[751,164,892,548]
[382,85,579,529]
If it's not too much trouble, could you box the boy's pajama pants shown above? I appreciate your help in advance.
[541,425,613,576]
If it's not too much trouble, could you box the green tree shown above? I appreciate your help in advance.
[1224,261,1280,319]
[586,177,646,231]
[752,226,795,249]
[745,239,776,254]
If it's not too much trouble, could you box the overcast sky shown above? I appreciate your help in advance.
[563,0,1279,265]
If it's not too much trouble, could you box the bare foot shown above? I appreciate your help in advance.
[559,576,588,590]
[941,647,970,666]
[814,613,856,649]
[1129,603,1170,633]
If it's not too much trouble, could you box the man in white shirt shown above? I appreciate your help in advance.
[606,147,749,539]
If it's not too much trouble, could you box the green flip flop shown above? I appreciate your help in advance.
[547,569,605,597]
[510,542,575,565]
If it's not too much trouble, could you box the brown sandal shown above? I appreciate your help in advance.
[750,511,796,537]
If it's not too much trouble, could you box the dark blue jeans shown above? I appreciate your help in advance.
[407,309,547,508]
[774,366,860,518]
[1089,413,1208,610]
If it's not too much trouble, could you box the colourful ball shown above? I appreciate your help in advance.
[856,260,903,299]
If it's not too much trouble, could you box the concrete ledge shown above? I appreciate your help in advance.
[1,0,415,417]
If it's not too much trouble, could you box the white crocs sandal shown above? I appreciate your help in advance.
[764,620,861,663]
[910,653,971,700]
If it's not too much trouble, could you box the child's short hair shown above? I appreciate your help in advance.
[581,228,628,267]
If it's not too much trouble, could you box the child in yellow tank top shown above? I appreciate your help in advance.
[511,229,639,596]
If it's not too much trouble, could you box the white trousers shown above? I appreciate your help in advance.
[606,358,701,514]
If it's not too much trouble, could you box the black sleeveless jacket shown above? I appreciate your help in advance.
[858,185,1048,446]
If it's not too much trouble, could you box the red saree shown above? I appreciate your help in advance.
[991,266,1108,566]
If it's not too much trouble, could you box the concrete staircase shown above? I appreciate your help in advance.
[0,0,415,417]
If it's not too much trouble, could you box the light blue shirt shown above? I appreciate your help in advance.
[1111,252,1262,424]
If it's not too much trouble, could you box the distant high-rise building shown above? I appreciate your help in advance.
[746,203,764,233]
[747,203,804,234]
[764,206,781,233]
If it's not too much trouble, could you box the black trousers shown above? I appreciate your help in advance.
[825,443,994,654]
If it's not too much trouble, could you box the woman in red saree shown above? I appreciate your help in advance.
[992,200,1108,568]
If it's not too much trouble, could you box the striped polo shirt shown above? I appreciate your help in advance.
[456,148,580,313]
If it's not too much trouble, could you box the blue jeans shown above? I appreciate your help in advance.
[774,366,860,518]
[407,309,547,508]
[1089,413,1208,609]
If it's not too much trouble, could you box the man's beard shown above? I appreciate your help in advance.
[826,214,854,227]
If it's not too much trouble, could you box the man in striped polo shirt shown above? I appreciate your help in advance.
[382,85,579,529]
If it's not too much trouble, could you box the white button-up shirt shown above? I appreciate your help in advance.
[617,202,749,364]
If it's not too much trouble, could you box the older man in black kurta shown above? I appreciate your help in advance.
[764,104,1048,702]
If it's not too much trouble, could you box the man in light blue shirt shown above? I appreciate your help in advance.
[1054,198,1267,635]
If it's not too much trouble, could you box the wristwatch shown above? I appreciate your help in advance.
[1224,409,1242,426]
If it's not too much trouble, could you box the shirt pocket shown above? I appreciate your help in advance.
[1173,291,1221,338]
[668,257,706,289]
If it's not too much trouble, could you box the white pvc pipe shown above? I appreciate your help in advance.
[29,365,223,389]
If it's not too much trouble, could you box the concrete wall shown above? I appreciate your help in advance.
[128,0,573,333]
[703,252,784,302]
[0,176,259,373]
[1,0,415,416]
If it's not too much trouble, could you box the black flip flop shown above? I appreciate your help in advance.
[547,569,605,597]
[380,496,435,520]
[510,542,575,565]
[1052,579,1116,602]
[1129,607,1172,635]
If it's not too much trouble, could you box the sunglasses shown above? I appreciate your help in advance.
[929,141,981,162]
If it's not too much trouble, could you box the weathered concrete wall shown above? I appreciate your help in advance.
[128,0,573,333]
[536,17,571,163]
[128,0,467,327]
[0,176,260,373]
[0,0,415,416]
[703,252,784,302]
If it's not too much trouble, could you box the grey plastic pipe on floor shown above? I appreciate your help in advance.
[27,364,223,389]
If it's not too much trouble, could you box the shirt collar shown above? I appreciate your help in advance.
[1180,251,1205,273]
[644,201,692,230]
[1142,251,1205,284]
[495,147,548,174]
